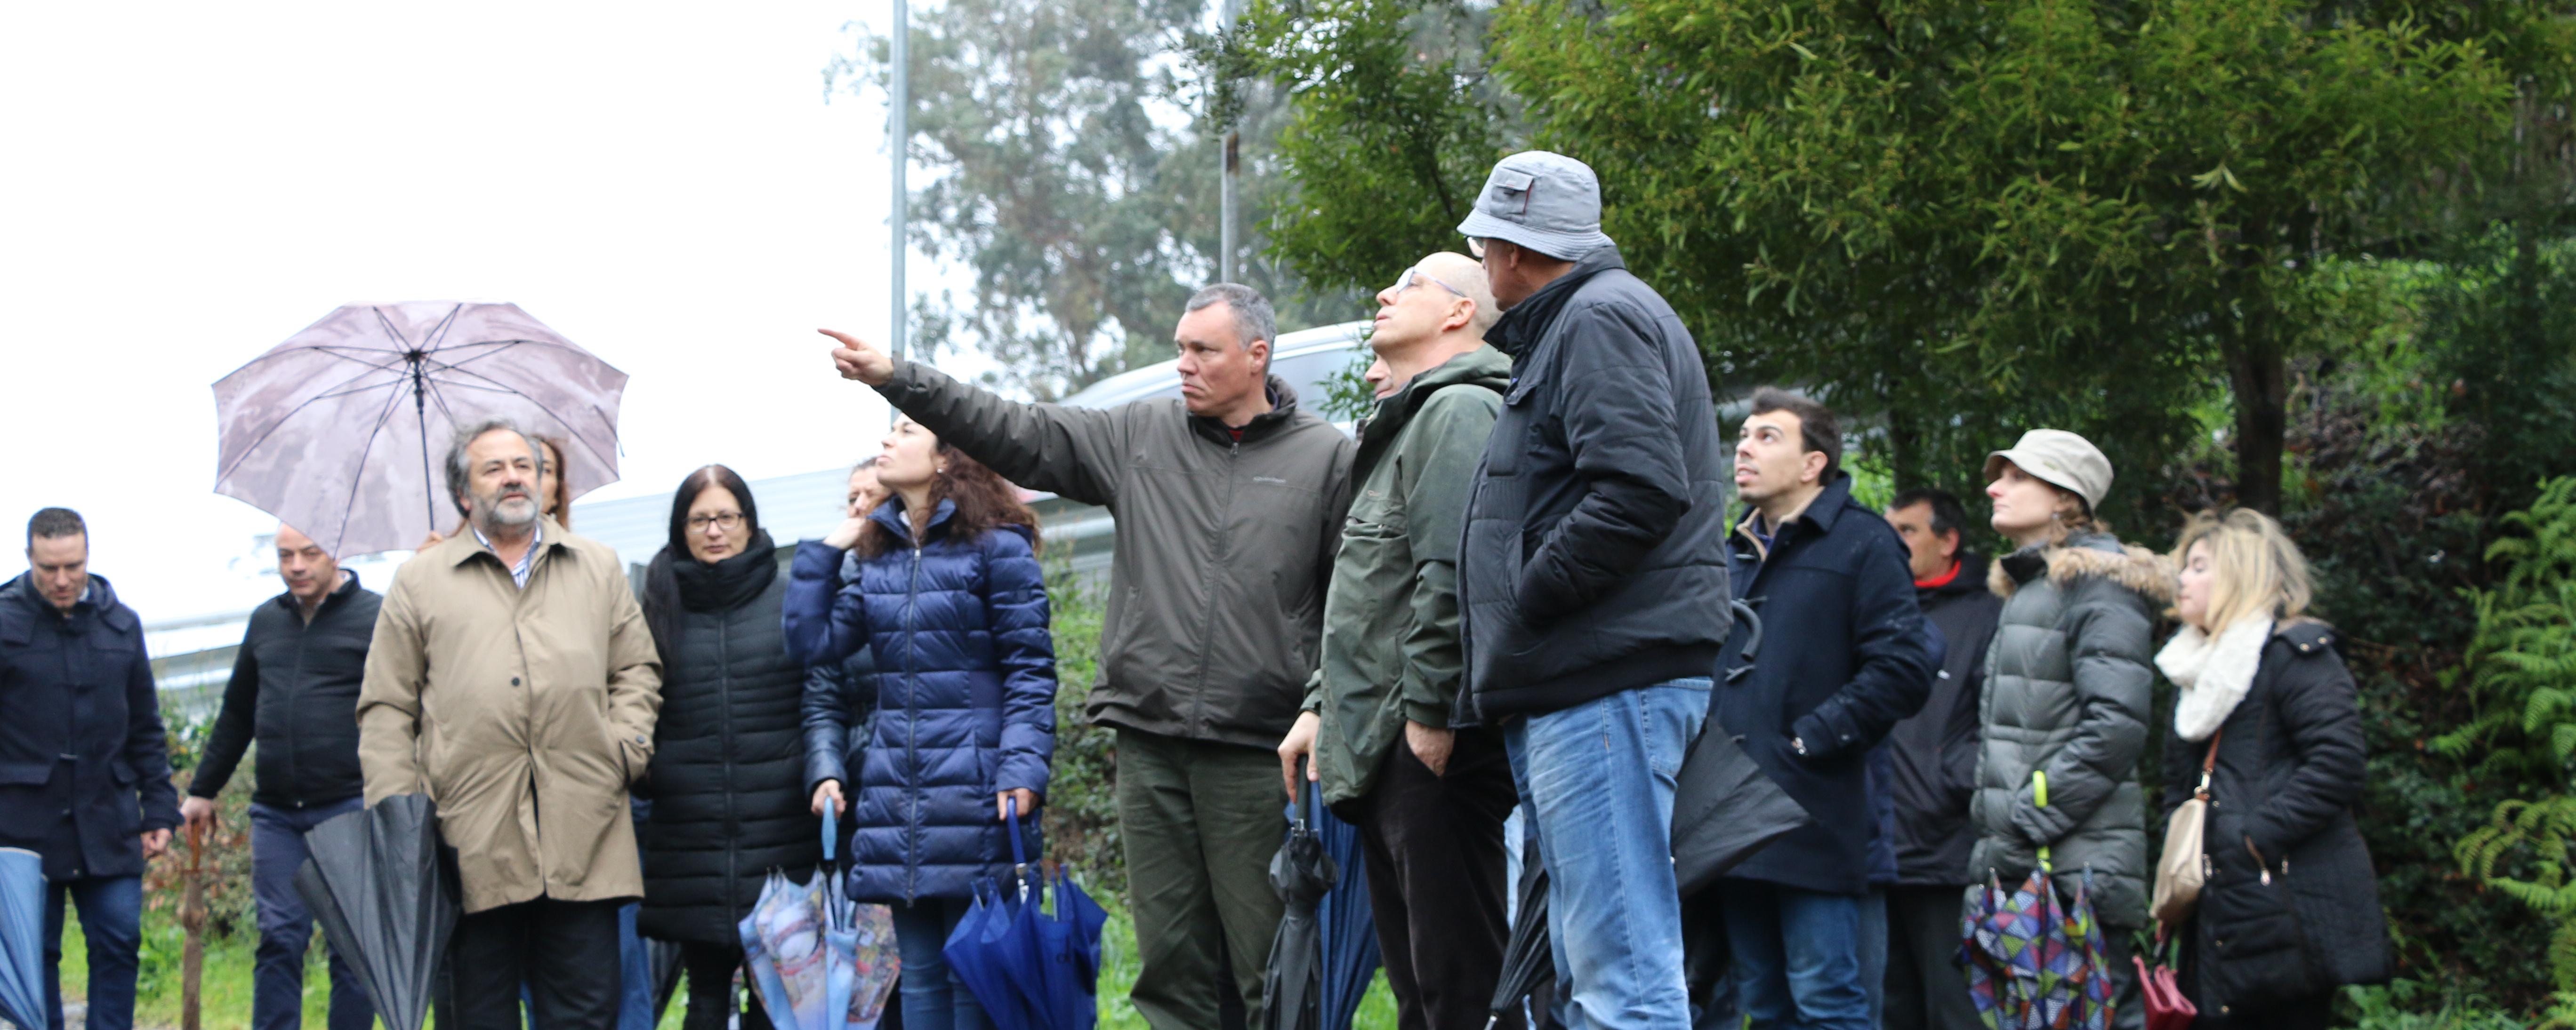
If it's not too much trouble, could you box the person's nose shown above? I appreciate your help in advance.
[1986,480,2007,499]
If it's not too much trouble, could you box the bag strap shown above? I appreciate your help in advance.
[2193,728,2224,801]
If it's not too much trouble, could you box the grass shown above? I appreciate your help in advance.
[69,888,1402,1030]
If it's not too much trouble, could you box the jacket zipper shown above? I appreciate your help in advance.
[902,543,923,903]
[1186,439,1243,735]
[719,607,739,906]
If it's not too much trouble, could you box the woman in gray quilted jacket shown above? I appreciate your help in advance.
[1971,430,2172,1030]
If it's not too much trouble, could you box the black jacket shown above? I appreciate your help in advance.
[0,573,178,880]
[1717,478,1935,894]
[1886,553,2003,886]
[2162,620,2391,1011]
[1460,246,1732,718]
[802,644,878,797]
[637,570,821,943]
[192,572,378,810]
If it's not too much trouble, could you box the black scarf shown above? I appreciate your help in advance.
[642,528,777,666]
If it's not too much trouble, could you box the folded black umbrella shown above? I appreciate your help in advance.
[1676,599,1809,897]
[1484,843,1552,1030]
[296,794,461,1030]
[1261,767,1337,1030]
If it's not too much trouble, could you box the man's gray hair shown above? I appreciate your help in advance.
[443,417,543,517]
[1186,283,1277,355]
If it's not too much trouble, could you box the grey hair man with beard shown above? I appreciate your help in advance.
[359,418,663,1030]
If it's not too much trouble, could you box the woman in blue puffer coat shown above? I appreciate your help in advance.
[786,415,1057,1030]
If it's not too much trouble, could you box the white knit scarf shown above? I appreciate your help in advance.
[2156,616,2273,742]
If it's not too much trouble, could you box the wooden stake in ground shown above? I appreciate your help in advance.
[180,821,206,1030]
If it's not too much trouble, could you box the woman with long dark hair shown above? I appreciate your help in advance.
[637,465,818,1030]
[786,416,1057,1030]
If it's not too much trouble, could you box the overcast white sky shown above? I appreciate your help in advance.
[0,4,978,623]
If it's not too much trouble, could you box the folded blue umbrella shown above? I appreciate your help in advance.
[0,848,42,1030]
[1006,861,1108,1030]
[943,800,1050,1030]
[1310,793,1380,1030]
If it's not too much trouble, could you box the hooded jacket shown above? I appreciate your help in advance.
[784,499,1056,903]
[0,573,179,881]
[1717,477,1935,894]
[192,571,379,811]
[1887,552,2004,886]
[636,555,820,944]
[1304,345,1509,805]
[2161,620,2391,1011]
[871,360,1352,749]
[1459,247,1732,718]
[1968,532,2167,928]
[357,518,665,914]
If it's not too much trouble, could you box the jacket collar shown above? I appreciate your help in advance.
[868,496,958,544]
[1356,346,1511,453]
[8,570,128,629]
[445,515,566,569]
[1487,245,1626,360]
[271,567,363,616]
[1732,475,1857,562]
[1916,552,1989,602]
[1188,376,1305,448]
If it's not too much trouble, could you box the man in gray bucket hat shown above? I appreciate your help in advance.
[1455,151,1735,1027]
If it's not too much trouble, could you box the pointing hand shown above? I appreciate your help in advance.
[821,328,895,386]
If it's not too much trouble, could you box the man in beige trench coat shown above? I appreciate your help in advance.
[358,418,663,1030]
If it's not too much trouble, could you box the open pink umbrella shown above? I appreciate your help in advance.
[213,301,627,558]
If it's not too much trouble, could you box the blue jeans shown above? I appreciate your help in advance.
[894,897,989,1030]
[1717,881,1871,1030]
[250,799,374,1030]
[43,875,141,1030]
[1504,678,1709,1030]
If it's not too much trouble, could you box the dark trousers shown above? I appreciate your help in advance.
[42,875,141,1030]
[680,941,770,1030]
[1334,728,1521,1030]
[250,799,375,1030]
[1881,885,1981,1030]
[1115,728,1287,1030]
[450,896,626,1030]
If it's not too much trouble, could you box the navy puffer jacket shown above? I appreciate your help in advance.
[784,498,1056,903]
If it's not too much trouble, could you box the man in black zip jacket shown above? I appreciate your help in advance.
[1455,151,1734,1027]
[182,524,378,1030]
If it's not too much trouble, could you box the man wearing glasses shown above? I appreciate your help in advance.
[1277,251,1519,1029]
[1455,152,1734,1028]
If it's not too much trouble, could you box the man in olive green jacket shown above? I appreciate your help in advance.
[359,420,662,1030]
[1279,252,1516,1030]
[823,284,1354,1030]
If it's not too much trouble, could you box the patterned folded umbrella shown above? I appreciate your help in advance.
[1959,772,2116,1030]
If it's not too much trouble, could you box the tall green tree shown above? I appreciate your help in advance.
[1489,0,2524,512]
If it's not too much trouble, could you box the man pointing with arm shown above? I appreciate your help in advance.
[822,283,1354,1030]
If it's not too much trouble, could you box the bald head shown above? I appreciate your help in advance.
[1368,251,1497,392]
[275,524,342,613]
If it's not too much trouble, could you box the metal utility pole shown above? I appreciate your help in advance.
[1217,0,1239,285]
[890,0,910,361]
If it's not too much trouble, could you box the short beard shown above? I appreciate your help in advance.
[474,491,540,534]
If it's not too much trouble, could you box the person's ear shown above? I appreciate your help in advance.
[1801,449,1829,484]
[1445,298,1475,333]
[1939,528,1962,560]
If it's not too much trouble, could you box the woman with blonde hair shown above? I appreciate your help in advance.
[2156,509,2389,1027]
[1970,429,2166,1029]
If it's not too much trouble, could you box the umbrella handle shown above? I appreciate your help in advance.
[822,804,836,865]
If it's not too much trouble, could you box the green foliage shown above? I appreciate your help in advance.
[1236,0,1521,293]
[2445,477,2576,993]
[1316,340,1379,423]
[1041,550,1124,894]
[1482,0,2521,513]
[2342,978,2554,1030]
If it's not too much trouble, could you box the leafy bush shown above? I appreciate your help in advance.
[144,710,257,941]
[1042,553,1125,895]
[2448,477,2576,995]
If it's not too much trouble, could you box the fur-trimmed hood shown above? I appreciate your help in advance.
[1988,533,2175,602]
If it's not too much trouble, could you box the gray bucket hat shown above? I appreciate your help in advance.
[1984,429,2114,513]
[1454,151,1616,261]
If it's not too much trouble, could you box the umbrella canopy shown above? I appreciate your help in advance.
[942,800,1064,1030]
[213,300,627,558]
[1485,857,1552,1030]
[1311,800,1379,1030]
[1669,716,1810,899]
[294,794,461,1030]
[0,848,43,1030]
[1261,774,1337,1030]
[1959,773,2117,1030]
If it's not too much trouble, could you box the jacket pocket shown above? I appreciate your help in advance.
[0,761,51,786]
[2200,845,2318,1010]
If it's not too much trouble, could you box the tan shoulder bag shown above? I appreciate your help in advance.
[2151,730,2222,925]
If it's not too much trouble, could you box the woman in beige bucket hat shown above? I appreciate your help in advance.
[1965,429,2174,1029]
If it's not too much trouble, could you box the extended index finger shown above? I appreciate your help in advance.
[818,327,870,349]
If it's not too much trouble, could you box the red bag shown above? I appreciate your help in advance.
[2135,931,2198,1030]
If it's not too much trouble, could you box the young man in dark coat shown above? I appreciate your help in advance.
[1716,391,1934,1030]
[1454,151,1735,1026]
[0,507,180,1030]
[1879,489,2004,1030]
[182,524,380,1030]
